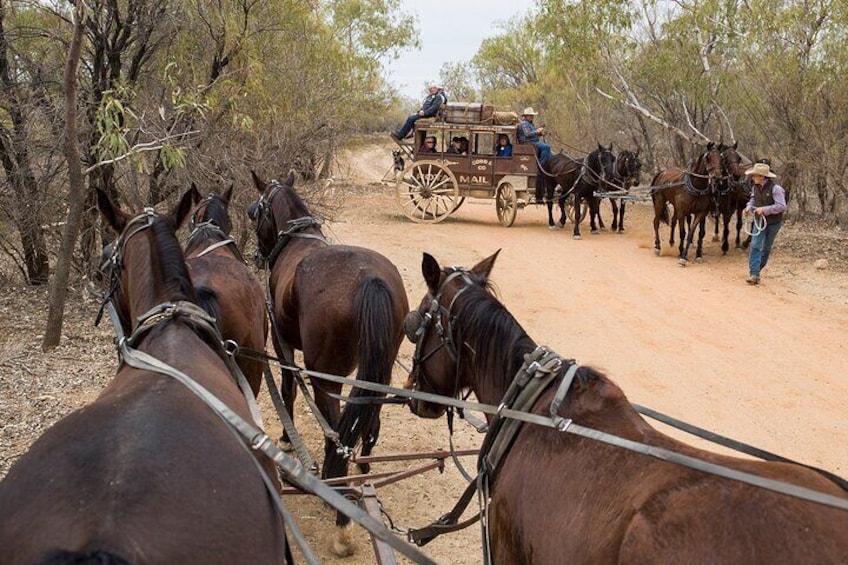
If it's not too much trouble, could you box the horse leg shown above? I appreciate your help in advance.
[558,195,567,226]
[696,214,707,262]
[735,208,744,249]
[546,201,556,228]
[572,193,583,239]
[677,214,689,260]
[596,198,606,230]
[590,197,601,234]
[721,212,731,255]
[277,369,299,446]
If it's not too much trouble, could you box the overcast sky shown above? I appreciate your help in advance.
[385,0,537,100]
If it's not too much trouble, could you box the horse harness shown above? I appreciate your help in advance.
[249,181,346,466]
[96,207,437,565]
[404,268,581,562]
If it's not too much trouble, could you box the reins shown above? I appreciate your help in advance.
[97,208,437,565]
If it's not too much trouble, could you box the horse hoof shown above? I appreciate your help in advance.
[590,229,599,234]
[653,248,660,256]
[695,257,703,263]
[711,235,719,242]
[278,438,295,453]
[618,228,626,233]
[355,461,371,474]
[678,258,688,267]
[549,225,561,230]
[332,524,356,557]
[573,234,582,240]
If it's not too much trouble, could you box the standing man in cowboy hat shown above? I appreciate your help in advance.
[742,161,786,285]
[517,106,551,165]
[391,83,448,141]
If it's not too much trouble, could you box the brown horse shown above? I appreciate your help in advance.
[0,189,290,564]
[185,184,267,396]
[405,250,848,563]
[713,141,752,253]
[569,143,616,239]
[651,142,723,264]
[538,151,581,228]
[596,147,642,233]
[249,171,408,556]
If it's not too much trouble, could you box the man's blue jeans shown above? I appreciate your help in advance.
[396,114,421,139]
[535,142,552,165]
[748,220,782,277]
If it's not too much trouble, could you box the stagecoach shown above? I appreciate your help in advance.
[391,103,581,227]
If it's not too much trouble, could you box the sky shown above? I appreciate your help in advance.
[385,0,537,101]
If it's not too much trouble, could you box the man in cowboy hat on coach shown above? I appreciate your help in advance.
[517,106,552,202]
[742,160,786,285]
[517,106,552,165]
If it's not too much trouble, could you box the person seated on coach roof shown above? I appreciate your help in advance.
[391,84,448,141]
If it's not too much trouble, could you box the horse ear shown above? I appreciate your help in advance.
[251,170,266,194]
[96,188,128,233]
[285,170,296,187]
[171,188,195,230]
[223,183,234,203]
[471,249,500,281]
[422,253,441,293]
[733,141,738,150]
[189,182,201,204]
[707,141,715,150]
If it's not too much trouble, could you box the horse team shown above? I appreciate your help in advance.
[1,156,846,563]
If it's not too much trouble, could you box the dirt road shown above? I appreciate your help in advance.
[1,140,846,563]
[299,140,848,562]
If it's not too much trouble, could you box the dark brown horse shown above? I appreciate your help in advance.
[185,184,267,397]
[405,250,848,563]
[538,151,581,228]
[651,142,723,264]
[712,141,751,253]
[595,148,642,233]
[249,171,408,556]
[0,189,290,564]
[569,143,616,239]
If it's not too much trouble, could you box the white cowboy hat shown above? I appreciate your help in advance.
[744,162,777,178]
[521,107,538,116]
[428,83,443,90]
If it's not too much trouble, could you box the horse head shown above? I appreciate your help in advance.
[248,170,315,264]
[592,143,616,184]
[404,250,503,418]
[189,183,234,235]
[720,141,746,186]
[97,187,195,334]
[700,141,724,187]
[616,148,642,189]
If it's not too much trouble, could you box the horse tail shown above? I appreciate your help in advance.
[333,277,398,470]
[39,549,131,565]
[651,173,670,225]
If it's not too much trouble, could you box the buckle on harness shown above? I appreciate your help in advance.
[250,432,270,451]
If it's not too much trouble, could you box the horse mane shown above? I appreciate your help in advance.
[152,217,196,303]
[273,179,312,219]
[451,274,537,395]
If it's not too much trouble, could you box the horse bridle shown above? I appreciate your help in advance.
[404,269,475,400]
[248,180,324,267]
[684,146,722,196]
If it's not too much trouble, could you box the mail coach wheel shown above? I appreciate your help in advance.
[396,160,459,223]
[495,183,518,227]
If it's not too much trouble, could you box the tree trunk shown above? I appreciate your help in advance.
[43,2,86,350]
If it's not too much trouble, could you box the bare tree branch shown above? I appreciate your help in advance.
[596,68,700,145]
[682,97,713,143]
[713,99,736,144]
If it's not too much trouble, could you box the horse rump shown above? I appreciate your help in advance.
[324,277,399,482]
